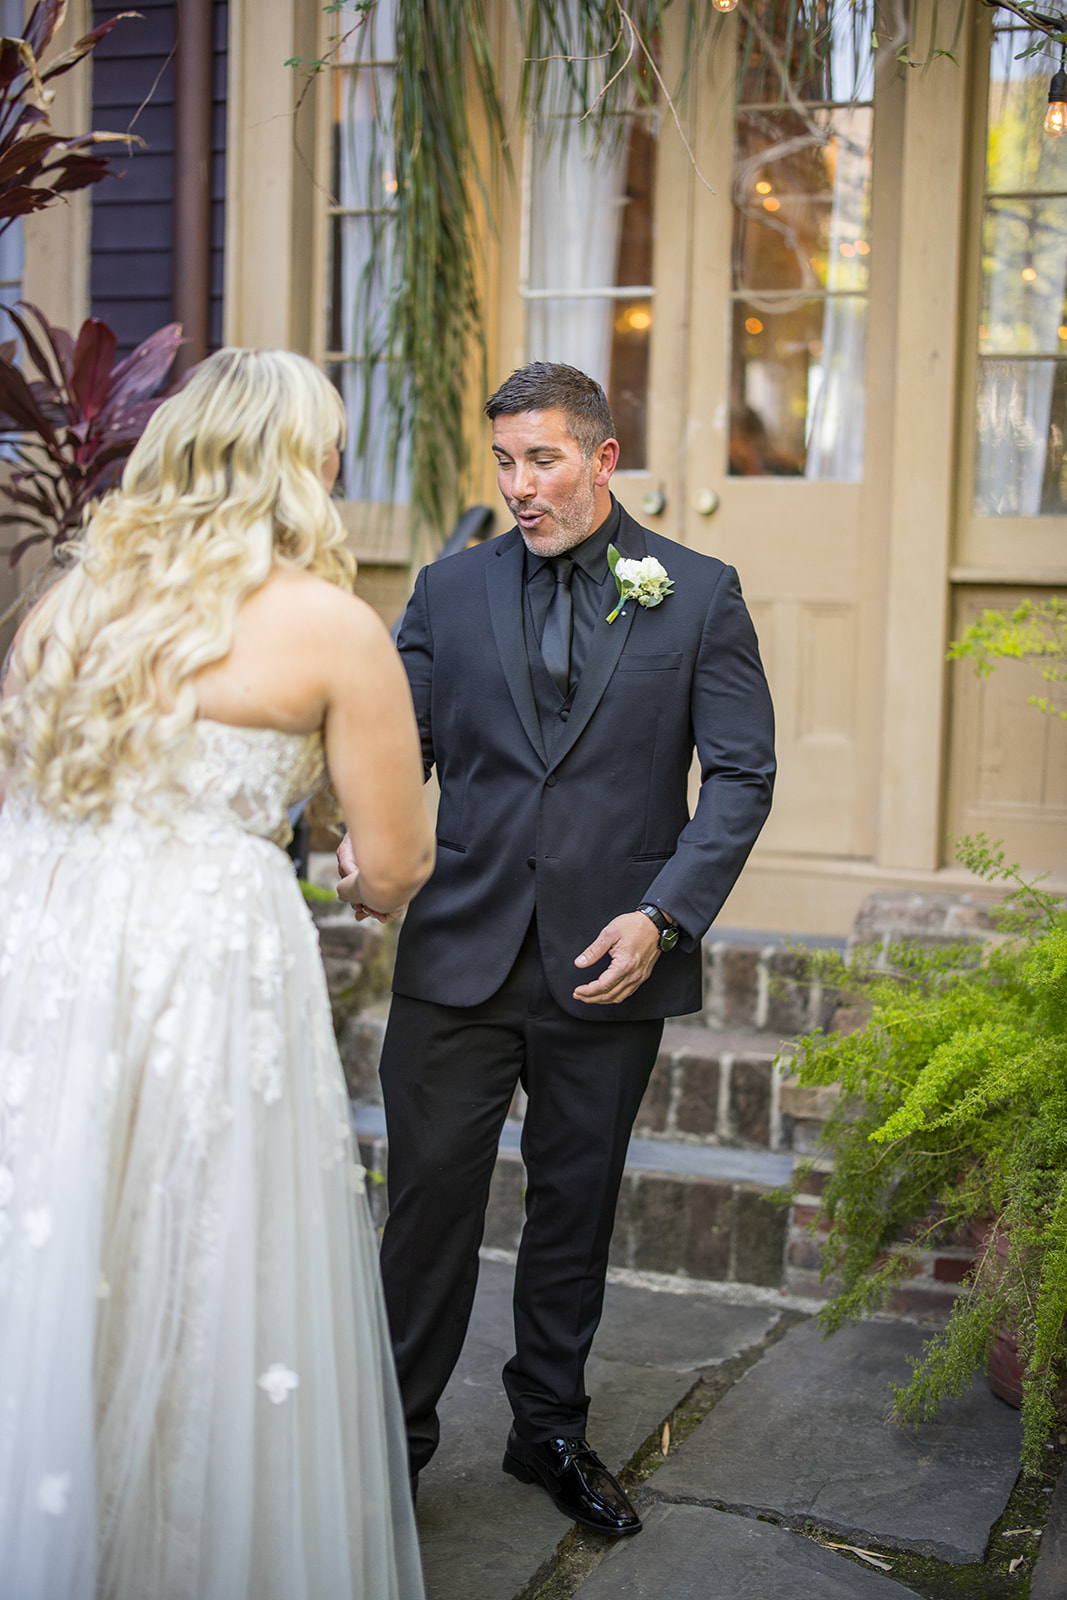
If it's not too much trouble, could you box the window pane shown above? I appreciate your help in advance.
[975,359,1067,515]
[975,28,1067,514]
[729,21,871,484]
[327,0,408,504]
[729,297,867,480]
[987,29,1067,194]
[981,198,1067,356]
[527,114,656,468]
[733,108,872,293]
[738,1,875,105]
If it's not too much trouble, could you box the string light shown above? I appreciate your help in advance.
[1046,61,1067,135]
[989,6,1067,136]
[711,0,739,11]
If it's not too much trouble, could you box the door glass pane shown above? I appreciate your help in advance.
[326,0,410,502]
[733,108,872,293]
[730,297,867,478]
[729,12,873,482]
[738,6,874,104]
[975,25,1067,515]
[526,114,656,469]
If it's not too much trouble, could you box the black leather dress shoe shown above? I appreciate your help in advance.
[502,1430,642,1535]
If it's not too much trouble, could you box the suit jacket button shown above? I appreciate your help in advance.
[527,856,536,868]
[545,774,558,787]
[559,708,569,721]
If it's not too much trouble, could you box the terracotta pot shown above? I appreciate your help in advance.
[968,1218,1024,1409]
[987,1324,1025,1408]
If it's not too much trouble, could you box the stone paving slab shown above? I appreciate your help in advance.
[645,1317,1023,1565]
[1031,1463,1067,1599]
[573,1503,923,1599]
[416,1256,779,1600]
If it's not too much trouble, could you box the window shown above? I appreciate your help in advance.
[524,109,657,470]
[975,24,1067,516]
[728,7,874,480]
[325,0,408,503]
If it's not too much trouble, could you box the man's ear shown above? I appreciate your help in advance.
[593,437,620,485]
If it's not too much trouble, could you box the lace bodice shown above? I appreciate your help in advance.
[177,720,327,848]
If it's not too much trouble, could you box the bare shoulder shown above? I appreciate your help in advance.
[238,567,387,653]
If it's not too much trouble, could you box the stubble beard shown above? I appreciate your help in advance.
[511,469,599,557]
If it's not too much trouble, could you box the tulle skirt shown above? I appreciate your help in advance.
[0,797,423,1599]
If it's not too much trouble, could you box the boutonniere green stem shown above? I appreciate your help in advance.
[606,544,674,624]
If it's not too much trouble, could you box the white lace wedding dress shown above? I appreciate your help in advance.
[0,721,423,1599]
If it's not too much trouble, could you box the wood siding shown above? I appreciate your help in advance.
[90,1,228,356]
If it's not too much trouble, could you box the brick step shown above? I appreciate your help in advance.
[353,1102,794,1292]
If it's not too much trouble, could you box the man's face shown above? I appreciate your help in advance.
[491,408,616,557]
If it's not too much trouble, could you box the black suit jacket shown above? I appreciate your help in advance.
[391,506,776,1021]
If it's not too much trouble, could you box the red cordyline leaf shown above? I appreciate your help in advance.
[40,13,142,85]
[43,151,111,194]
[70,318,117,422]
[107,323,183,409]
[0,358,58,444]
[0,39,24,93]
[0,128,58,186]
[0,302,184,563]
[0,184,54,220]
[4,303,63,386]
[23,2,64,60]
[6,531,49,568]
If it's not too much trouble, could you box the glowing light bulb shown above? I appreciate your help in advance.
[1045,100,1067,135]
[1023,266,1038,282]
[762,196,780,212]
[1046,68,1067,135]
[744,317,763,335]
[711,0,738,12]
[755,181,772,195]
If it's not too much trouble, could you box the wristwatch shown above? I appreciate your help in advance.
[636,903,679,951]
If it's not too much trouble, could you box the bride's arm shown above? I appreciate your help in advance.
[318,590,435,915]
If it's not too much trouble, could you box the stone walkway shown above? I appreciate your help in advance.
[415,1256,1066,1599]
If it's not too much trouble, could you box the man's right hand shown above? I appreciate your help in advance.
[335,833,405,923]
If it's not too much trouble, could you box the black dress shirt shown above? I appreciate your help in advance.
[524,496,622,687]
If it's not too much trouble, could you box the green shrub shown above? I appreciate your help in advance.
[787,835,1067,1469]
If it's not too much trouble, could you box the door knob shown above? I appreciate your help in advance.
[694,488,720,516]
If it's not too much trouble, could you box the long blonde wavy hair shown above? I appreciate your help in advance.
[0,347,354,821]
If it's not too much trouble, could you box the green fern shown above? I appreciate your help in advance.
[787,837,1067,1469]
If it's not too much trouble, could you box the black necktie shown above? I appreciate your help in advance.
[540,557,574,696]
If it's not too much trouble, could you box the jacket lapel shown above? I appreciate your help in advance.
[485,530,548,766]
[547,511,647,772]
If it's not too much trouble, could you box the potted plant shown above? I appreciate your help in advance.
[786,834,1067,1471]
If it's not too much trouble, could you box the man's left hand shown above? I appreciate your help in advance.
[573,912,662,1005]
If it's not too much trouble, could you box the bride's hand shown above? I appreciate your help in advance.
[336,834,404,923]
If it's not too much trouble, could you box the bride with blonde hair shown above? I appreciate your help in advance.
[0,348,434,1598]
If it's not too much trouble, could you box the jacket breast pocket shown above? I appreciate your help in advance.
[617,652,683,672]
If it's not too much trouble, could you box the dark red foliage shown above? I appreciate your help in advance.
[0,3,139,236]
[0,302,183,566]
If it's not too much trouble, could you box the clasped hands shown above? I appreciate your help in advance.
[335,834,404,924]
[336,835,664,1003]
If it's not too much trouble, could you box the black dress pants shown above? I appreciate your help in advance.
[377,919,663,1474]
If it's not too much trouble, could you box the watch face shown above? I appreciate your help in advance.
[660,927,679,951]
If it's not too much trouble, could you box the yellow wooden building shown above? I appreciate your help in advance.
[9,0,1066,935]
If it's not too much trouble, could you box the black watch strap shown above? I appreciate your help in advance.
[637,903,679,951]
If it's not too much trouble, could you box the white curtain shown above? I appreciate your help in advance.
[805,109,868,482]
[976,201,1067,515]
[526,125,629,387]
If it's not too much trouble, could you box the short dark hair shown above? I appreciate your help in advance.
[484,363,615,458]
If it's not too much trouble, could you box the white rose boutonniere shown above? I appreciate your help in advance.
[606,544,674,624]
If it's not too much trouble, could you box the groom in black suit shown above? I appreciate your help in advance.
[342,363,774,1534]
